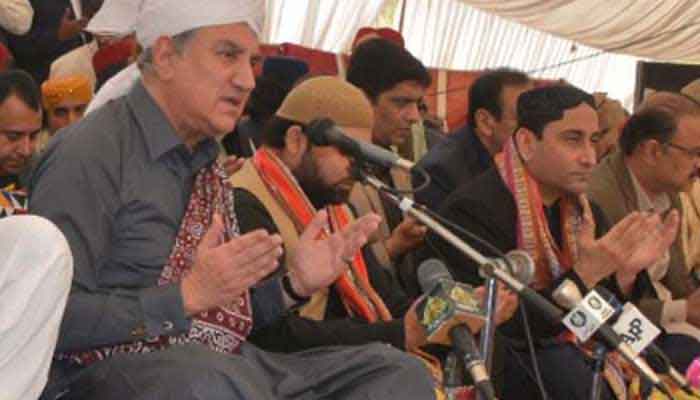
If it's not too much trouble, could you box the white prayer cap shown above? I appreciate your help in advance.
[86,0,142,37]
[134,0,265,49]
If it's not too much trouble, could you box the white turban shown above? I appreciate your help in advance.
[135,0,264,48]
[86,0,265,114]
[86,0,142,37]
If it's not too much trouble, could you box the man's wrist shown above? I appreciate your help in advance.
[282,274,311,302]
[573,264,599,289]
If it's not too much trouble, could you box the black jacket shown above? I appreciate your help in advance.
[234,188,413,353]
[413,125,493,210]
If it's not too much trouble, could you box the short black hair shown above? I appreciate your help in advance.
[246,75,293,125]
[518,85,595,139]
[619,109,676,155]
[0,69,40,112]
[261,116,304,149]
[346,38,431,102]
[468,68,530,129]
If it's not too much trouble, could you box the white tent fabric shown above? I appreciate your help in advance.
[399,0,639,107]
[264,0,387,53]
[264,0,639,107]
[458,0,700,64]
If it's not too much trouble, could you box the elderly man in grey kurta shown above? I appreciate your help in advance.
[28,1,436,399]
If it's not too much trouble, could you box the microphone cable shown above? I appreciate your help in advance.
[380,189,551,400]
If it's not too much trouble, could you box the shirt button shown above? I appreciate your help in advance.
[163,321,174,331]
[131,326,146,337]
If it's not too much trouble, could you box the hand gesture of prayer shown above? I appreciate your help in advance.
[574,194,679,292]
[286,210,382,298]
[182,214,284,315]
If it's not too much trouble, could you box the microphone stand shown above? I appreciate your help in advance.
[360,172,674,398]
[590,343,608,400]
[361,174,531,400]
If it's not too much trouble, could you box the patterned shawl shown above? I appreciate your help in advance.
[62,162,253,365]
[495,138,629,399]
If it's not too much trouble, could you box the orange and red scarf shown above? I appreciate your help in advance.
[253,148,392,323]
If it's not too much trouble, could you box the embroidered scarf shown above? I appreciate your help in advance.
[495,138,581,290]
[253,148,392,322]
[62,162,253,366]
[495,138,634,399]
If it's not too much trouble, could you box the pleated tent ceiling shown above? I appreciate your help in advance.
[457,0,700,64]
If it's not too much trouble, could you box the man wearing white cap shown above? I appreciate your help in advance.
[29,1,435,399]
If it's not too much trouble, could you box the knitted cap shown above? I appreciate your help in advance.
[276,76,373,129]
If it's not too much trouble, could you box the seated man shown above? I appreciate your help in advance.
[232,76,517,355]
[39,74,93,152]
[588,92,700,360]
[346,38,431,291]
[0,215,73,399]
[591,92,628,162]
[414,68,532,209]
[0,69,41,190]
[421,85,678,400]
[29,1,436,399]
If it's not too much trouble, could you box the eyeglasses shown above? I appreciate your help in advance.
[666,142,700,159]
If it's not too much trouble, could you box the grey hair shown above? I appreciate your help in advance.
[138,28,199,73]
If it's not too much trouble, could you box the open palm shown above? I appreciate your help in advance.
[288,210,381,297]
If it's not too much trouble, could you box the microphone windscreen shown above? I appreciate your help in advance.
[418,258,452,293]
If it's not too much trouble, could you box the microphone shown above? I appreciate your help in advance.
[595,286,693,395]
[552,280,671,396]
[417,259,496,400]
[306,118,415,170]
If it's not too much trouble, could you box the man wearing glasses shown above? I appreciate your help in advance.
[588,92,700,355]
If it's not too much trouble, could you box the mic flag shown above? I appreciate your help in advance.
[416,279,486,346]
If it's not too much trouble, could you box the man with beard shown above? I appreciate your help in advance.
[28,1,437,398]
[232,76,518,356]
[588,92,700,352]
[424,85,679,399]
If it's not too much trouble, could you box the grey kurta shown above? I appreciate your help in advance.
[29,81,435,399]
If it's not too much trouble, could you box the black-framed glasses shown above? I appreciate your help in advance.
[666,142,700,159]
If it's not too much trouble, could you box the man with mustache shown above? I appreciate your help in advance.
[346,38,431,288]
[423,85,679,399]
[233,76,518,355]
[28,1,436,398]
[588,92,700,354]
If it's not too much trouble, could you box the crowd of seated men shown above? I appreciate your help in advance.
[4,1,700,400]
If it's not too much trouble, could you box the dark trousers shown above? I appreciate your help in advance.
[498,342,616,400]
[51,342,435,400]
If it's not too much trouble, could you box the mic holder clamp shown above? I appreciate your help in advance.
[361,173,673,397]
[362,172,564,394]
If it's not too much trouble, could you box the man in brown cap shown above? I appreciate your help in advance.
[234,76,518,356]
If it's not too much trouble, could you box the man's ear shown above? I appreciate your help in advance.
[638,139,664,165]
[515,127,537,162]
[474,108,496,137]
[149,36,180,81]
[284,125,310,161]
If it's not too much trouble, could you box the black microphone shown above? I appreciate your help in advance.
[595,286,693,395]
[306,118,414,170]
[552,280,671,397]
[417,259,496,400]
